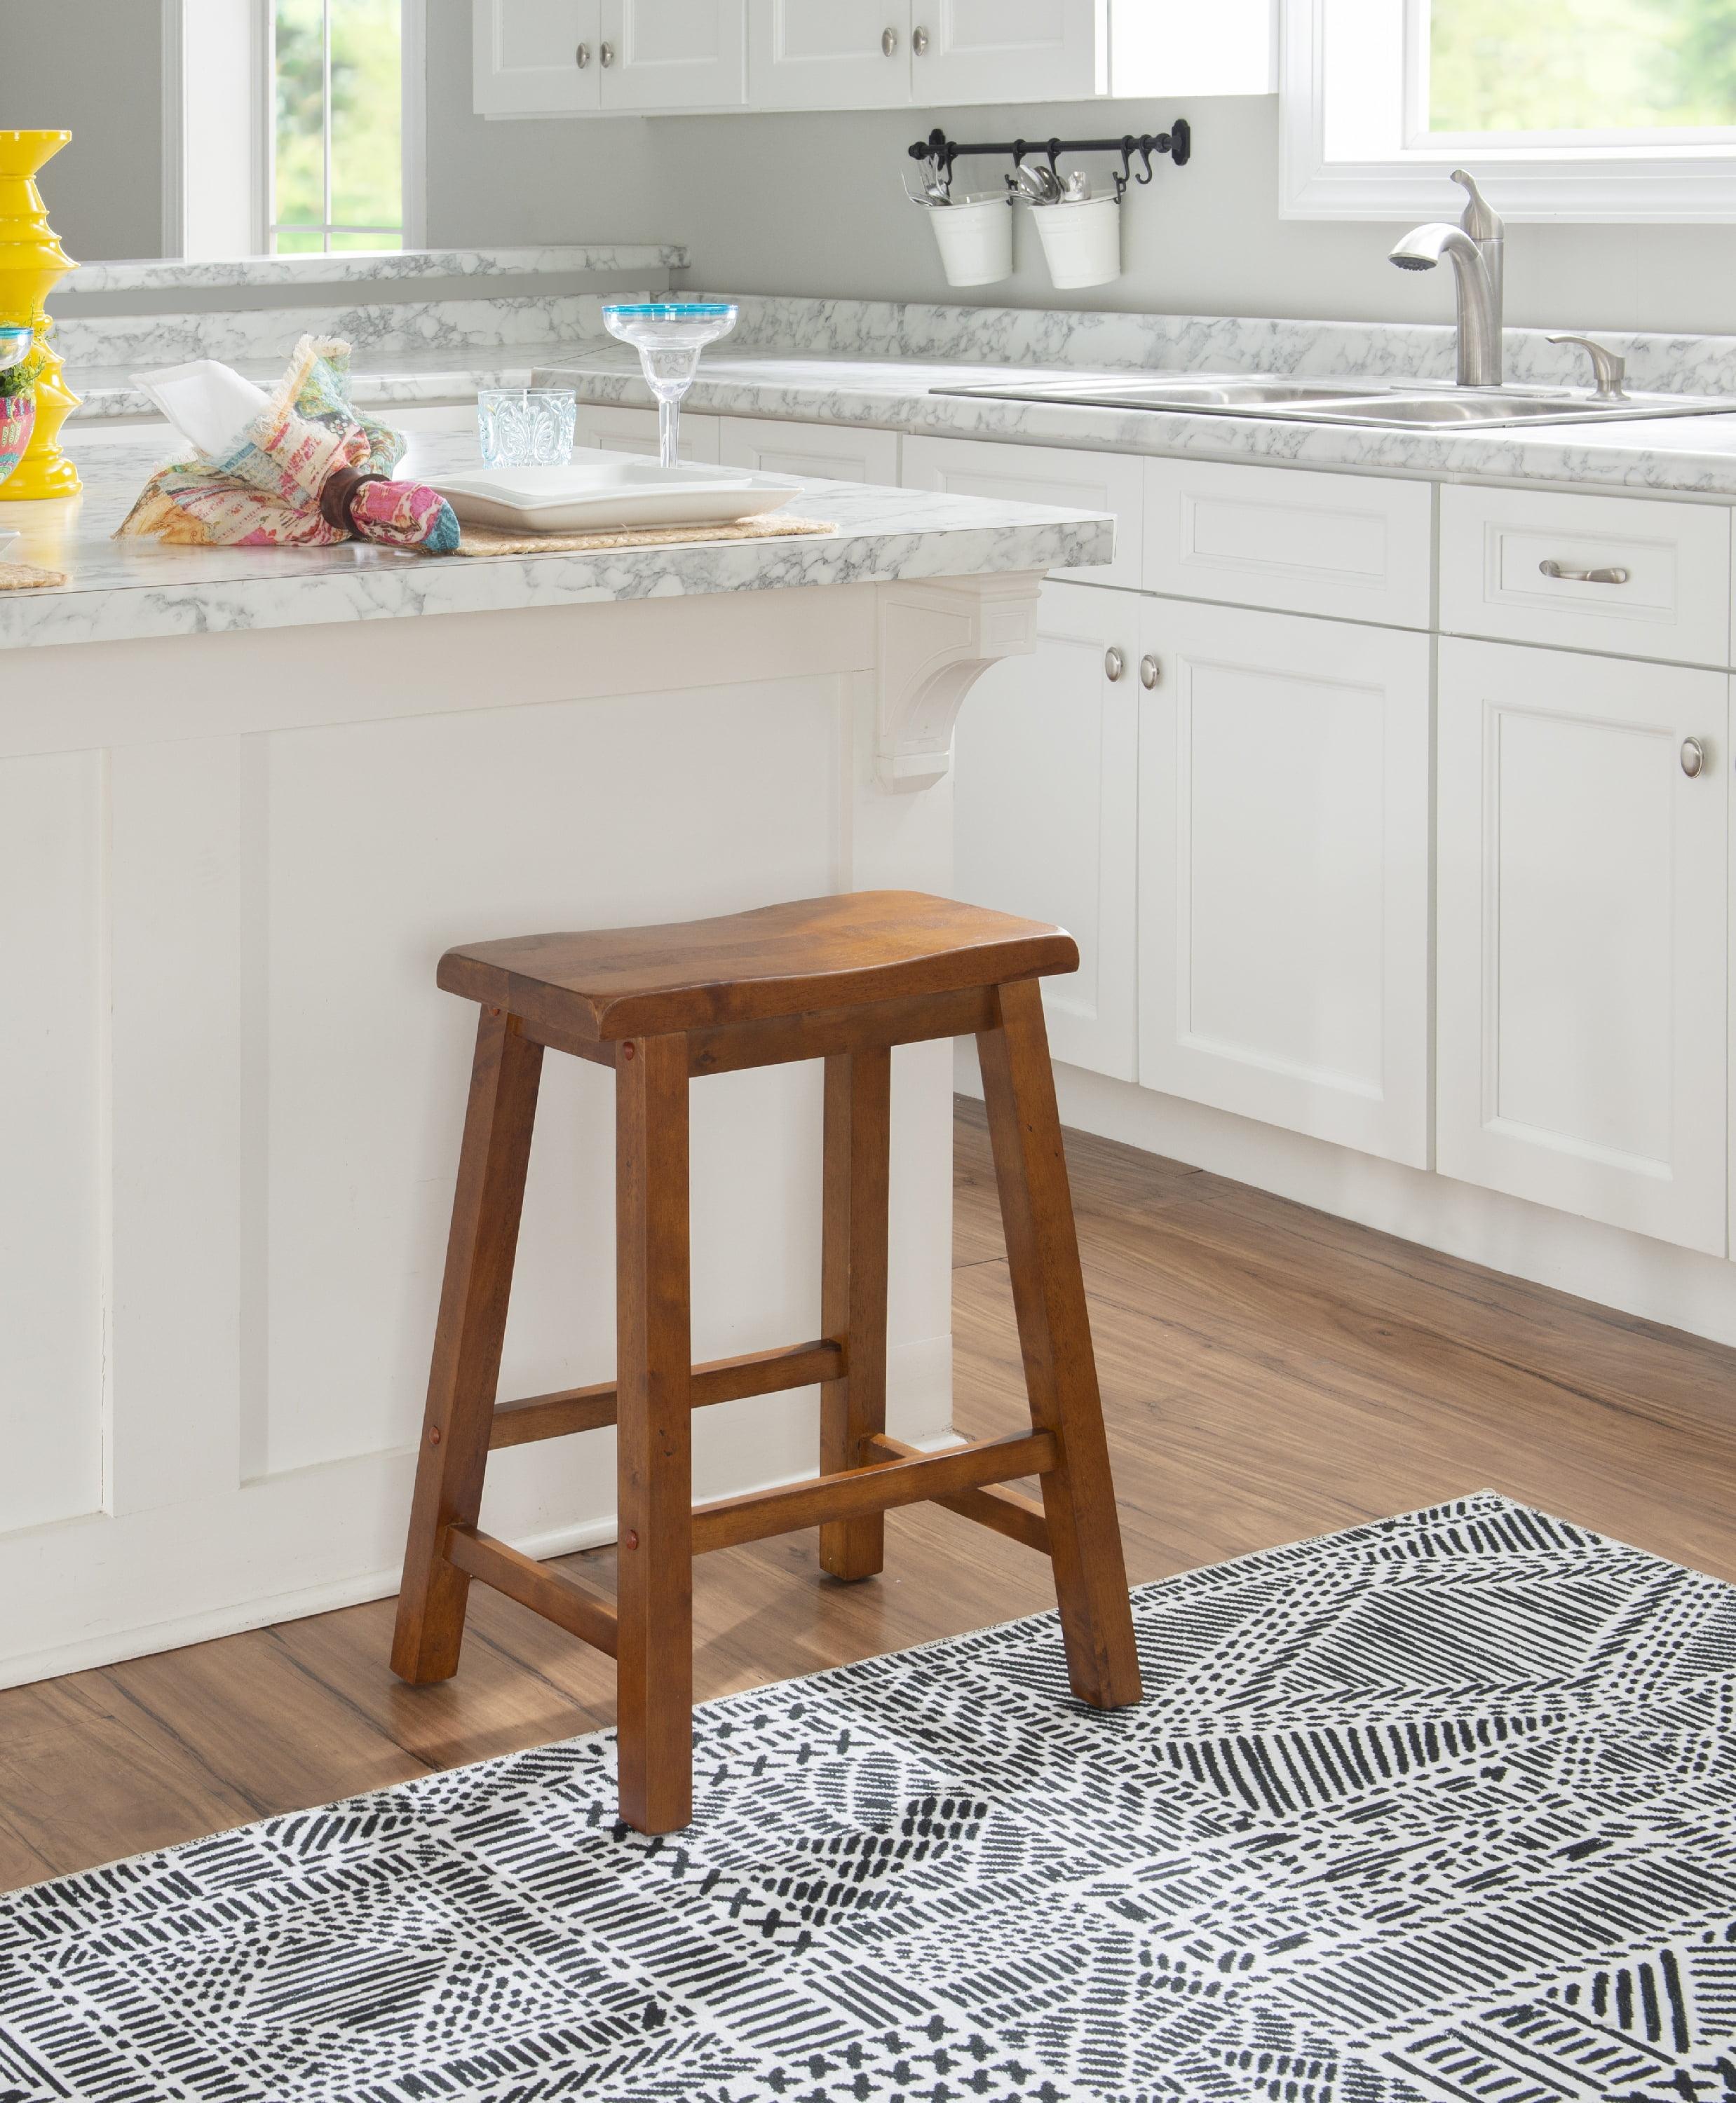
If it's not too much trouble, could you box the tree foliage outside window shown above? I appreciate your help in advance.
[1429,0,1736,133]
[273,0,402,253]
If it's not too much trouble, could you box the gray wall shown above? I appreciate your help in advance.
[423,0,667,249]
[642,93,1736,339]
[0,0,166,264]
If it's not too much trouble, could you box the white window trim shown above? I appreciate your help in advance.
[1281,0,1736,223]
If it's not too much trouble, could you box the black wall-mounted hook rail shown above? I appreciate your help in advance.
[908,121,1191,199]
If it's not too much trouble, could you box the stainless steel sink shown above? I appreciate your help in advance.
[936,374,1736,430]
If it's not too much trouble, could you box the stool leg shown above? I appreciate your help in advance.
[615,1032,694,1834]
[819,1047,892,1581]
[977,979,1142,1710]
[391,1008,543,1685]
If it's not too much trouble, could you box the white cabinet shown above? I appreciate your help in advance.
[1138,598,1432,1166]
[572,404,721,461]
[749,0,911,107]
[473,0,599,114]
[911,0,1099,101]
[1437,638,1728,1253]
[954,579,1139,1080]
[598,0,746,108]
[717,414,899,484]
[903,433,1144,591]
[481,0,1268,110]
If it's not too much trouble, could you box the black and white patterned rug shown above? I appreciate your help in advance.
[2,1492,1733,2102]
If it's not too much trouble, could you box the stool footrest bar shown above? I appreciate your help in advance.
[444,1525,620,1657]
[866,1434,1051,1553]
[691,1429,1057,1555]
[491,1338,845,1450]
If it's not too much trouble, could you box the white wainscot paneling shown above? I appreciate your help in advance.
[902,433,1143,592]
[954,578,1139,1080]
[1437,637,1729,1253]
[1139,599,1432,1166]
[249,680,843,1500]
[0,751,106,1534]
[719,415,900,485]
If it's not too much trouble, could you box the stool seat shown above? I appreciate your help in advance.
[438,890,1078,1042]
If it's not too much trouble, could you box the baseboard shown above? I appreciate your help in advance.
[958,1048,1736,1352]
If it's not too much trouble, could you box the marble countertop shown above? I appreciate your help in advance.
[0,426,1111,654]
[533,346,1736,501]
[57,245,689,299]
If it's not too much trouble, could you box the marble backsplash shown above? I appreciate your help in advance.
[715,293,1736,400]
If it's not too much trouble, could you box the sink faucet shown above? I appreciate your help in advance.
[1389,169,1505,388]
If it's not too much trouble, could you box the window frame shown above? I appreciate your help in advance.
[1280,0,1736,222]
[264,0,426,255]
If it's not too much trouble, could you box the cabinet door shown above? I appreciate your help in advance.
[954,579,1139,1080]
[912,0,1099,102]
[473,0,600,114]
[1139,599,1432,1165]
[572,404,722,462]
[748,0,911,107]
[717,415,899,484]
[600,0,746,107]
[1437,638,1728,1252]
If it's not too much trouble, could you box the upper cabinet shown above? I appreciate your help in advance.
[477,0,1272,115]
[474,0,601,115]
[749,1,914,109]
[909,0,1099,104]
[599,0,747,110]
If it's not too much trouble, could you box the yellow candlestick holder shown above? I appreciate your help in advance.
[0,129,81,501]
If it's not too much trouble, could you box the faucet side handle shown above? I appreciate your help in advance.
[1450,168,1503,242]
[1547,334,1628,401]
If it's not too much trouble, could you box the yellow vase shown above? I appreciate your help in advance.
[0,129,81,501]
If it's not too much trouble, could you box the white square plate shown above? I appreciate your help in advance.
[428,458,803,535]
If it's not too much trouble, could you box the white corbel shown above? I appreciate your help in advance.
[874,573,1043,791]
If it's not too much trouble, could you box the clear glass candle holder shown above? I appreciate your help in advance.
[476,389,578,469]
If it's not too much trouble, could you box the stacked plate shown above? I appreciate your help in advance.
[426,458,803,535]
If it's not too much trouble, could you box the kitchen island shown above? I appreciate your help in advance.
[0,426,1111,1689]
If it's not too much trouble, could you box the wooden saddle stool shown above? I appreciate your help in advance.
[391,890,1143,1832]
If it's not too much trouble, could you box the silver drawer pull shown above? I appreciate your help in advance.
[1538,559,1630,585]
[1682,737,1706,777]
[1139,654,1161,689]
[1104,648,1125,682]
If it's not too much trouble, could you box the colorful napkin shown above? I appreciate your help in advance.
[116,336,459,554]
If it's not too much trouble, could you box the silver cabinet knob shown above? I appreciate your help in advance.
[912,25,930,53]
[575,41,590,65]
[1104,648,1125,682]
[882,25,898,53]
[599,40,614,65]
[1139,654,1160,688]
[1682,737,1706,777]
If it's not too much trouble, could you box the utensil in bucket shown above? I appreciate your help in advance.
[928,192,1013,288]
[1033,193,1121,291]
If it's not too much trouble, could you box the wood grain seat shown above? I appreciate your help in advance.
[438,890,1080,1041]
[393,886,1143,1835]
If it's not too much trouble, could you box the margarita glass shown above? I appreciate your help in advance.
[602,301,738,469]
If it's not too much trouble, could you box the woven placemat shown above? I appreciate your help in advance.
[454,515,836,558]
[0,561,65,591]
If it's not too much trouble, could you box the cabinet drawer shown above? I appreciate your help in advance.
[1144,458,1432,628]
[717,414,899,484]
[903,434,1142,589]
[571,403,721,463]
[1440,484,1731,666]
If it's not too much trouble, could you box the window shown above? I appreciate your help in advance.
[1282,0,1736,221]
[271,0,405,253]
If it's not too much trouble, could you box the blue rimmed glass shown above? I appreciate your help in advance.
[0,327,32,377]
[476,388,577,469]
[602,301,738,468]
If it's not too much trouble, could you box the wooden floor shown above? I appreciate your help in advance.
[4,1099,1735,1895]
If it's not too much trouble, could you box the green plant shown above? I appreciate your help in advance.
[0,348,43,400]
